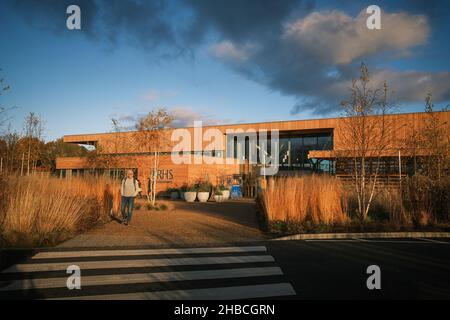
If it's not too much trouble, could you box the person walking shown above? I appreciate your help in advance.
[120,170,139,226]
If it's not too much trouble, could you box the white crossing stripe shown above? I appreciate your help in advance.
[0,267,283,291]
[3,255,275,273]
[49,283,296,300]
[32,246,267,260]
[0,245,297,300]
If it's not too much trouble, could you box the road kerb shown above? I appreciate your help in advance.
[272,232,450,241]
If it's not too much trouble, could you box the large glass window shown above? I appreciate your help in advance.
[317,133,333,150]
[228,130,333,172]
[303,135,318,149]
[290,137,303,168]
[269,131,333,172]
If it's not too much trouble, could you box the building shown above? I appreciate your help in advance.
[56,111,450,194]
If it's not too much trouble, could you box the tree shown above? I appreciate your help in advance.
[134,108,173,205]
[23,112,44,175]
[338,63,395,221]
[109,117,126,164]
[85,118,126,176]
[0,69,13,129]
[0,69,19,175]
[420,92,450,182]
[41,138,89,172]
[0,125,20,174]
[402,93,450,223]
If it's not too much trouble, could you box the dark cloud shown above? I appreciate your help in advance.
[398,0,450,23]
[210,8,450,115]
[183,0,308,44]
[8,0,310,56]
[6,0,450,115]
[291,98,338,115]
[7,0,181,56]
[94,0,177,52]
[10,0,98,36]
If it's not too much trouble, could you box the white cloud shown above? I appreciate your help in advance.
[142,89,178,103]
[370,69,450,102]
[324,69,450,103]
[283,9,430,65]
[169,106,228,127]
[110,106,229,130]
[210,41,256,63]
[210,9,450,114]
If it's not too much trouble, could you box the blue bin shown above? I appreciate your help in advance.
[230,185,242,199]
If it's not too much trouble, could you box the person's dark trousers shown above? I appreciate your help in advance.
[120,196,135,223]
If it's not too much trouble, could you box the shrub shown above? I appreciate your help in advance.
[197,182,212,193]
[403,174,450,226]
[186,184,198,192]
[144,202,168,211]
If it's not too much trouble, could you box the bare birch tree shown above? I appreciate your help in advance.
[23,112,44,176]
[339,63,395,221]
[0,69,12,129]
[134,109,173,206]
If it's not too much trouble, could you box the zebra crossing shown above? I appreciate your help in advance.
[0,245,296,300]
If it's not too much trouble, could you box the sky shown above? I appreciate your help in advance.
[1,0,449,141]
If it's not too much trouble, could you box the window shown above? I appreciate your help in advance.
[244,136,249,160]
[303,135,318,148]
[290,137,303,168]
[317,133,333,150]
[226,135,239,159]
[270,131,333,171]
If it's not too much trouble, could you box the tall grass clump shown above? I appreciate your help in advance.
[260,175,348,230]
[348,187,411,227]
[259,173,450,235]
[0,175,120,247]
[402,174,450,227]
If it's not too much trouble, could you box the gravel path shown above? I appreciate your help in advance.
[59,199,268,248]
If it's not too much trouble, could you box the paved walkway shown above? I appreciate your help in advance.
[59,199,268,248]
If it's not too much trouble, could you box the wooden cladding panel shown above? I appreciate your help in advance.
[62,111,450,158]
[56,155,240,193]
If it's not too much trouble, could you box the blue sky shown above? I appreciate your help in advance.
[1,0,449,141]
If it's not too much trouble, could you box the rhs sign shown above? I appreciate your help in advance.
[151,169,174,183]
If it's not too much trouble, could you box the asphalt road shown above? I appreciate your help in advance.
[265,238,450,299]
[0,238,449,300]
